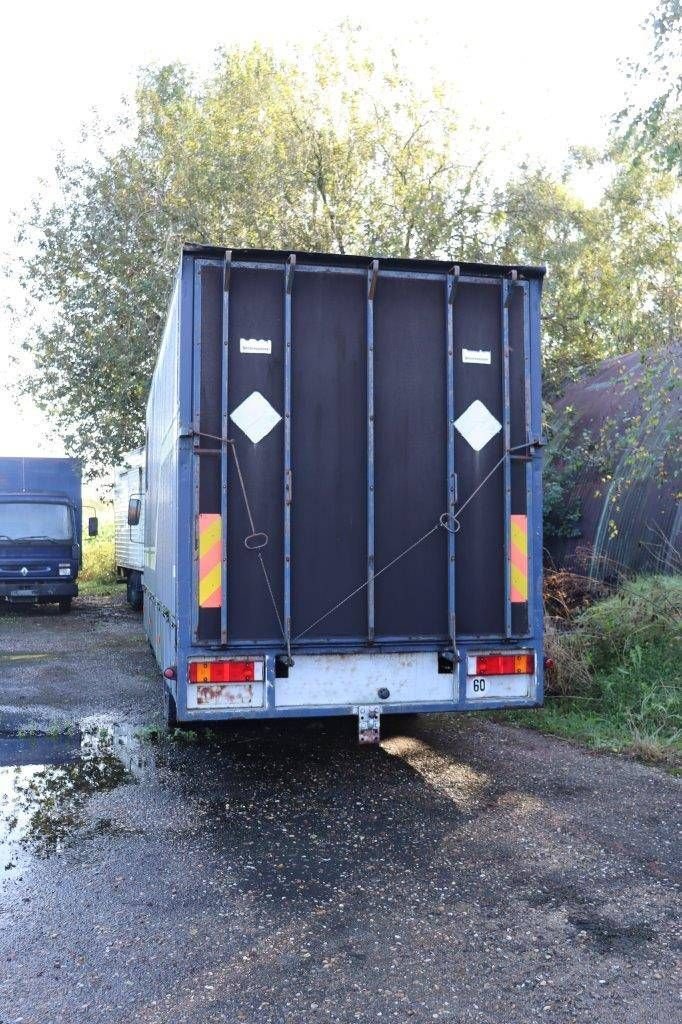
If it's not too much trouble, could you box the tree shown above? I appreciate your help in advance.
[13,16,680,487]
[13,34,492,474]
[491,144,680,395]
[616,0,682,176]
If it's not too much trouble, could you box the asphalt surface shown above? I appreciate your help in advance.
[0,595,680,1024]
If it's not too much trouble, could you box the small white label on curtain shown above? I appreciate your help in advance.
[240,338,272,354]
[462,349,491,365]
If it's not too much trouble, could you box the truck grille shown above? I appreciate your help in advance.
[0,563,53,577]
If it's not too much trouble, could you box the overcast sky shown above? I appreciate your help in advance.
[0,0,653,459]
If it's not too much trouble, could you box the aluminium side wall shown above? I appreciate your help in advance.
[143,276,181,675]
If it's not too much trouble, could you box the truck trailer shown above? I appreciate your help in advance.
[144,245,545,741]
[113,448,145,610]
[0,457,95,612]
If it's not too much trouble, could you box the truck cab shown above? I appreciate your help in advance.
[0,457,93,612]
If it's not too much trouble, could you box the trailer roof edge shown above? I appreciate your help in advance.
[180,243,546,280]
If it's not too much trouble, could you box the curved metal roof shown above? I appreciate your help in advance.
[545,345,681,580]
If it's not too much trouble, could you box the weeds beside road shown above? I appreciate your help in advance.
[499,575,682,771]
[79,505,118,596]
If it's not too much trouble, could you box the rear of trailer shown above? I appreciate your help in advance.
[113,448,145,609]
[144,245,544,741]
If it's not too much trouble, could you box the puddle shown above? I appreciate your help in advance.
[0,723,144,873]
[0,733,82,768]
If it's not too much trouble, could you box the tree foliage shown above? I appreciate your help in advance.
[616,0,682,175]
[492,145,681,394]
[12,17,681,480]
[15,35,492,471]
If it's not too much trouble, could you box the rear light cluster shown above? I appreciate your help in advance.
[472,653,535,676]
[188,659,263,684]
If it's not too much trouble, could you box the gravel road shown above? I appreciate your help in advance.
[0,595,679,1024]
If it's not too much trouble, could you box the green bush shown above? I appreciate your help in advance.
[505,575,682,768]
[576,575,681,671]
[80,524,117,587]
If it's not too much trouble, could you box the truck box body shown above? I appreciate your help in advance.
[113,448,145,608]
[144,245,544,736]
[0,457,82,608]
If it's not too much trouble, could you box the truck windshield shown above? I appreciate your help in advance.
[0,502,72,542]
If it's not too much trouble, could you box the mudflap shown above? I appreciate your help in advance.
[357,705,381,745]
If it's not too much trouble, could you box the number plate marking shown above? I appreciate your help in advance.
[465,674,532,700]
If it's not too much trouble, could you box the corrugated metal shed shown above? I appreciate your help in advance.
[545,345,681,580]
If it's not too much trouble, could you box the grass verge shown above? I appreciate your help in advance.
[79,512,120,596]
[497,575,681,772]
[78,578,121,597]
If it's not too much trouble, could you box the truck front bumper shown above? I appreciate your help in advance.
[0,581,78,602]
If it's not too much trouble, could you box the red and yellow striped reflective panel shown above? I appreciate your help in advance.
[198,514,222,608]
[510,514,528,603]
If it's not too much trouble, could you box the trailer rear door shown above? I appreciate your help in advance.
[191,253,533,650]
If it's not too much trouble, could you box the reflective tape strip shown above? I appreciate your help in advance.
[198,513,222,608]
[510,514,528,603]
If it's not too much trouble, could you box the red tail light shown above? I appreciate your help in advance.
[188,660,257,683]
[475,653,535,675]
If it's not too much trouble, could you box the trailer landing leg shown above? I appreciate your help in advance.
[357,705,381,744]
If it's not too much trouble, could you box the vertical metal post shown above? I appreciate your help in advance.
[446,269,458,653]
[528,278,545,700]
[367,260,378,642]
[283,255,295,657]
[220,252,231,645]
[191,260,203,644]
[522,281,533,624]
[501,277,512,638]
[178,252,197,665]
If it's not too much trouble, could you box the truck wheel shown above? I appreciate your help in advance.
[58,598,72,613]
[126,572,143,611]
[164,687,178,730]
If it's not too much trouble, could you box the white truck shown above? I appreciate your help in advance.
[113,449,145,610]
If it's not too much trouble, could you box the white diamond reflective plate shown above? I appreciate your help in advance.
[454,399,502,452]
[230,391,282,444]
